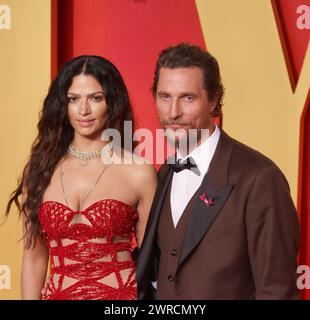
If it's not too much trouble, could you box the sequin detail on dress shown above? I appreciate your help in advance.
[38,199,138,300]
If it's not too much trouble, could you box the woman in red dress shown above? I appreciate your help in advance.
[6,55,157,300]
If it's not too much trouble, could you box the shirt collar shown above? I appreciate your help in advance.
[177,125,221,176]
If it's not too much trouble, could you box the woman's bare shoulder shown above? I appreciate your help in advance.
[117,149,157,185]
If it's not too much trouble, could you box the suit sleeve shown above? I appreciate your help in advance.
[245,164,300,299]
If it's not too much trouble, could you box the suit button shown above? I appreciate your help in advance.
[170,249,177,256]
[168,274,175,282]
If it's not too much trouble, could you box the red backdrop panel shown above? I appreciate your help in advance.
[272,0,310,91]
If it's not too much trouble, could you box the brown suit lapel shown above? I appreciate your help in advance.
[178,130,235,268]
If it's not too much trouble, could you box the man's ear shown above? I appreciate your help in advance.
[209,101,217,113]
[209,98,222,118]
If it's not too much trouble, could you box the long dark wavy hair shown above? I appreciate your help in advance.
[5,55,135,248]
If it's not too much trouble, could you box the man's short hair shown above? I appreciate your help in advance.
[152,43,224,117]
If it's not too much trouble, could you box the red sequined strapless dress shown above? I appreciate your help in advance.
[38,199,138,300]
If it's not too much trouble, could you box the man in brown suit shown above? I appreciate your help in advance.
[136,43,300,300]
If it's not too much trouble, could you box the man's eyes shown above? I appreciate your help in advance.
[183,95,195,102]
[159,94,170,100]
[157,94,196,102]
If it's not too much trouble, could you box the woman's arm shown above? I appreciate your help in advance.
[21,182,49,300]
[21,213,49,300]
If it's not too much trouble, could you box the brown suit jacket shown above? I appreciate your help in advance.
[136,130,300,299]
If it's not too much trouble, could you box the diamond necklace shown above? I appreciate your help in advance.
[68,142,112,166]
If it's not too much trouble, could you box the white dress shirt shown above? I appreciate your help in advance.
[170,125,221,227]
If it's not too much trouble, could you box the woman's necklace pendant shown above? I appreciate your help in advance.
[80,158,88,166]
